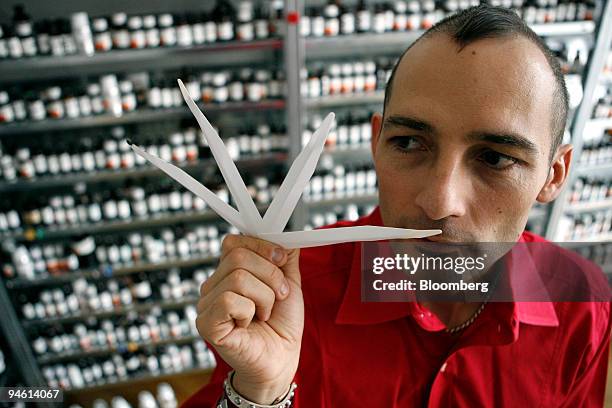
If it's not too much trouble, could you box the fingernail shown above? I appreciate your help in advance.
[272,248,284,263]
[280,281,289,297]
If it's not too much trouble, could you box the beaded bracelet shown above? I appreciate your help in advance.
[217,371,297,408]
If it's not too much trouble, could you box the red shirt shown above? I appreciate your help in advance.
[183,206,612,407]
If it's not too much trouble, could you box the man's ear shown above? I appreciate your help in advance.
[536,144,573,203]
[371,112,383,158]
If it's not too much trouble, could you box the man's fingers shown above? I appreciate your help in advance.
[197,291,256,346]
[202,247,289,299]
[221,234,287,265]
[204,268,277,322]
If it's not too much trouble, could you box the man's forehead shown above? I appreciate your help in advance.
[386,34,555,152]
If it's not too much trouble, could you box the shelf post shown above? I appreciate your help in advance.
[284,0,309,230]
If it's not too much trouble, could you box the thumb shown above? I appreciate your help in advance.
[280,248,301,288]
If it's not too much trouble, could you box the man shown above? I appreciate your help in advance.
[184,4,611,407]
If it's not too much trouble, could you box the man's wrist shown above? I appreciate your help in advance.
[232,372,294,405]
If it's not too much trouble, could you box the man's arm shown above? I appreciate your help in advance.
[560,302,612,407]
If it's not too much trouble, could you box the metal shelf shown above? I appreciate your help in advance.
[305,31,424,59]
[586,117,612,129]
[22,297,199,329]
[320,145,372,164]
[305,91,384,109]
[37,335,201,366]
[0,99,286,137]
[1,209,222,242]
[565,199,612,214]
[305,192,379,208]
[304,22,595,59]
[0,152,287,193]
[575,161,612,176]
[562,232,612,247]
[5,255,218,290]
[0,39,283,83]
[63,366,213,394]
[529,21,596,36]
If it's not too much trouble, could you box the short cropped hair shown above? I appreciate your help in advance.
[383,4,569,155]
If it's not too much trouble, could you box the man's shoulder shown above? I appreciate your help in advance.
[519,231,610,302]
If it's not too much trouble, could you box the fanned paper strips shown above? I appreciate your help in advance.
[127,79,442,248]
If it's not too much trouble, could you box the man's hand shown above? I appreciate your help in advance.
[196,234,303,404]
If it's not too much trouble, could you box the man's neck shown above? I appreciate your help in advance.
[419,301,485,331]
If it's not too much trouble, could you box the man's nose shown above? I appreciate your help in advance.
[413,157,469,221]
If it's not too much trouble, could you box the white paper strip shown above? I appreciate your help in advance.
[257,226,442,249]
[177,79,263,233]
[129,142,251,234]
[262,112,335,233]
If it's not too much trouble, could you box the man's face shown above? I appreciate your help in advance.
[372,34,564,242]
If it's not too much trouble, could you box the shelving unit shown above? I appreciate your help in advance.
[0,0,611,404]
[0,38,283,82]
[545,0,612,242]
[0,99,286,136]
[0,152,287,193]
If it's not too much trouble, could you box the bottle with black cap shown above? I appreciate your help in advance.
[310,6,325,37]
[60,18,77,55]
[254,2,270,39]
[6,25,24,59]
[176,14,193,47]
[212,0,236,41]
[236,0,255,41]
[0,24,8,58]
[33,20,48,56]
[190,12,206,45]
[14,5,37,57]
[340,0,356,35]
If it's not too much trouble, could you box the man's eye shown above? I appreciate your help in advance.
[479,150,518,170]
[390,136,425,153]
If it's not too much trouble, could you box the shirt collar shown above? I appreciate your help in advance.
[335,206,559,330]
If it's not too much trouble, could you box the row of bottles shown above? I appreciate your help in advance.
[17,271,202,321]
[0,66,285,124]
[299,0,595,38]
[0,123,288,182]
[0,1,284,60]
[28,301,203,352]
[568,176,612,204]
[0,173,279,233]
[68,383,178,408]
[42,340,214,390]
[3,224,222,280]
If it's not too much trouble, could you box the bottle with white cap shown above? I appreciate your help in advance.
[111,396,132,408]
[157,382,178,408]
[138,390,159,408]
[71,12,95,56]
